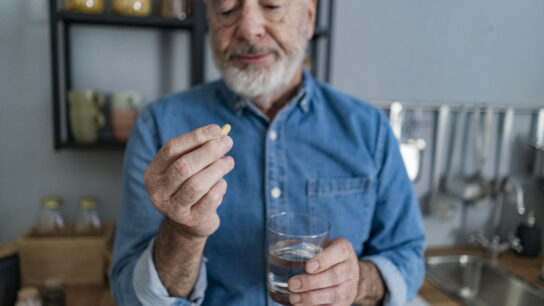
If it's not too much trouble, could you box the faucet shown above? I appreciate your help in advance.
[469,176,526,260]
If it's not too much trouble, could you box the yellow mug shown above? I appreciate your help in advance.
[68,90,105,143]
[112,0,152,17]
[65,0,105,14]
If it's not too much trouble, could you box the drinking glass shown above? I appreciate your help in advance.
[266,212,330,305]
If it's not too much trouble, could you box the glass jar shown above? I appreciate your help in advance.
[74,196,102,235]
[15,287,41,306]
[42,278,66,306]
[160,0,192,20]
[35,196,65,236]
[112,0,152,17]
[65,0,105,14]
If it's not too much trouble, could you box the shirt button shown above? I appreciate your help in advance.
[271,187,281,199]
[269,130,278,141]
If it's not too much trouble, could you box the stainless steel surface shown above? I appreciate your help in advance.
[372,100,543,114]
[426,255,544,306]
[470,176,525,259]
[497,108,514,177]
[443,108,469,203]
[535,108,544,146]
[465,107,493,205]
[425,106,450,215]
[443,107,493,205]
[467,110,525,259]
[390,102,403,140]
[439,108,469,219]
[533,108,544,178]
[389,102,426,182]
[400,140,426,182]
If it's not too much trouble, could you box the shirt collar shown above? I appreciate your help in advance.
[217,69,315,116]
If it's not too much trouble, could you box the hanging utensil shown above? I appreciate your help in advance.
[497,108,514,178]
[424,105,450,215]
[389,102,403,140]
[389,102,426,182]
[444,106,493,205]
[439,107,470,218]
[532,108,544,178]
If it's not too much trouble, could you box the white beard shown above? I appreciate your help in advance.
[212,22,309,103]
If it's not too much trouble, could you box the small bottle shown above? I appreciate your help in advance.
[35,196,65,236]
[42,278,66,306]
[74,196,102,235]
[15,287,42,306]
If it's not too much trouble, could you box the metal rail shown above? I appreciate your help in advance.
[371,99,543,114]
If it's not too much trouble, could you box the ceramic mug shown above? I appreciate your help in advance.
[110,91,141,142]
[68,90,105,143]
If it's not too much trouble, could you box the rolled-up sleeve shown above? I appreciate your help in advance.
[362,255,407,306]
[362,113,426,305]
[133,238,208,306]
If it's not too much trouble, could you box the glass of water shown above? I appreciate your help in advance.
[266,212,330,305]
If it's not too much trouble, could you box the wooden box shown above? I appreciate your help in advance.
[17,223,114,287]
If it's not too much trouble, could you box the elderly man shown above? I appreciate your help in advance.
[111,0,425,305]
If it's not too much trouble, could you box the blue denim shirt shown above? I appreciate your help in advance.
[111,70,426,306]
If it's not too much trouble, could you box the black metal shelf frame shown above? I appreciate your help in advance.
[57,11,195,29]
[49,0,335,150]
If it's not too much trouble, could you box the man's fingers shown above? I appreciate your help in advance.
[172,156,235,207]
[154,124,223,173]
[289,283,353,305]
[191,179,228,220]
[305,238,353,274]
[168,179,227,237]
[161,135,233,196]
[288,261,352,293]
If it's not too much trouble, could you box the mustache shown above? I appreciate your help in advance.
[225,44,281,60]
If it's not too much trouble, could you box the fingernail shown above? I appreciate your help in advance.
[307,261,319,273]
[220,135,232,146]
[290,294,301,303]
[207,125,221,136]
[289,278,301,290]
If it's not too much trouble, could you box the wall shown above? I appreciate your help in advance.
[1,0,544,245]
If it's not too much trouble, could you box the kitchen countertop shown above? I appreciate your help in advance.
[419,246,544,305]
[48,246,544,305]
[65,285,116,306]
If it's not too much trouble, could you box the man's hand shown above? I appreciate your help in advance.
[287,238,385,306]
[144,124,234,240]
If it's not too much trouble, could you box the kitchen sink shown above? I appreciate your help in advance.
[426,255,544,306]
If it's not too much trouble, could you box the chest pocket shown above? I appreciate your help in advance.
[307,177,373,255]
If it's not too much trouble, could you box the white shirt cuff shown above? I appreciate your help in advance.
[361,255,407,306]
[132,238,208,306]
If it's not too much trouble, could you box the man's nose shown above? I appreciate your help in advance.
[236,6,266,42]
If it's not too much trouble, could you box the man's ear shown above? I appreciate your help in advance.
[306,0,318,40]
